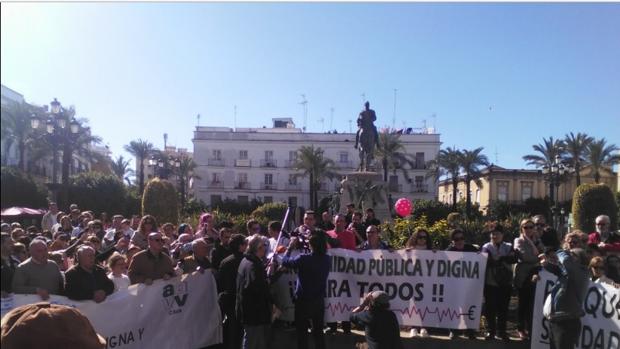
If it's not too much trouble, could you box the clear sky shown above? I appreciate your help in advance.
[2,2,619,171]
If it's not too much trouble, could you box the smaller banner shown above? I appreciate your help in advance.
[1,272,222,349]
[531,270,620,349]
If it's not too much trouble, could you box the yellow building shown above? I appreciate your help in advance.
[437,165,617,213]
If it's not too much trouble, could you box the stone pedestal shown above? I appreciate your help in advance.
[338,171,391,222]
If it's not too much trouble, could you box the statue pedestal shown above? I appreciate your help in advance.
[339,171,391,222]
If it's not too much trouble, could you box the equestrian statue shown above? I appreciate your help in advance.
[354,101,379,172]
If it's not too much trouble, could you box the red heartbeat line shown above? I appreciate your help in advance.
[325,302,465,322]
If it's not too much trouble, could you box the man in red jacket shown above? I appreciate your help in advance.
[588,215,620,253]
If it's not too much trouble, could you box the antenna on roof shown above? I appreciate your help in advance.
[234,105,237,129]
[196,114,200,127]
[495,147,499,164]
[318,117,325,132]
[299,94,308,132]
[361,93,366,104]
[392,88,397,129]
[348,119,353,133]
[329,107,334,130]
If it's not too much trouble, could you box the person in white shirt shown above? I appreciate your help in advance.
[41,202,59,232]
[107,252,130,292]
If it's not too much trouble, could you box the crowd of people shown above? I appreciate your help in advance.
[1,200,619,349]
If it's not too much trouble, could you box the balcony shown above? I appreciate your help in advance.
[284,183,302,191]
[261,182,277,190]
[338,160,354,168]
[235,159,251,167]
[235,182,251,190]
[388,183,403,192]
[207,158,226,167]
[260,159,278,168]
[284,160,297,168]
[411,163,427,170]
[208,181,224,189]
[411,184,429,193]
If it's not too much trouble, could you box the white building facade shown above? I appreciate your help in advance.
[192,118,440,209]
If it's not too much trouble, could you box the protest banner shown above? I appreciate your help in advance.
[531,270,620,349]
[1,271,222,349]
[271,248,487,328]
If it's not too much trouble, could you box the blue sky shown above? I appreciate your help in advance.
[2,2,619,170]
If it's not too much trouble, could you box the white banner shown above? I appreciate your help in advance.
[531,270,620,349]
[323,248,487,329]
[1,272,222,349]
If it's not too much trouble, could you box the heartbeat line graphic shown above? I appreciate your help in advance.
[325,302,473,323]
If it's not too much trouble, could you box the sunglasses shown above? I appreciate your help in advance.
[592,266,605,270]
[596,223,608,226]
[522,225,535,229]
[535,223,545,227]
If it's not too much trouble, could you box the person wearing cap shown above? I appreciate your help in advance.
[1,303,106,349]
[350,291,403,349]
[11,239,64,300]
[64,245,114,302]
[281,233,331,349]
[128,232,175,285]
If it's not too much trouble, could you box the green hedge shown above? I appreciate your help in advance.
[572,183,618,232]
[142,178,179,225]
[0,166,48,209]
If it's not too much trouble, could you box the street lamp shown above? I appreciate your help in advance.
[149,155,181,179]
[542,155,573,229]
[30,99,83,202]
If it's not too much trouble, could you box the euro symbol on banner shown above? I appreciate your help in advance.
[458,305,476,320]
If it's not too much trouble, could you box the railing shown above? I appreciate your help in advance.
[388,183,403,192]
[411,163,427,170]
[235,182,251,190]
[284,160,296,168]
[411,184,429,193]
[260,159,277,168]
[207,158,225,166]
[260,182,277,190]
[208,181,224,189]
[284,183,302,191]
[235,159,251,167]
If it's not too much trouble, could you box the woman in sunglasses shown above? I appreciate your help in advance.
[446,228,479,340]
[405,228,433,338]
[513,218,544,341]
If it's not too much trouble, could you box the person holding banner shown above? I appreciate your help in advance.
[350,290,403,349]
[405,228,433,338]
[128,232,175,285]
[542,248,589,349]
[281,233,331,349]
[236,233,272,349]
[64,245,115,302]
[513,218,544,341]
[481,223,517,342]
[11,239,64,300]
[359,225,390,251]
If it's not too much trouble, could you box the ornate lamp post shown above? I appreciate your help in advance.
[542,155,573,229]
[30,98,82,202]
[148,155,180,180]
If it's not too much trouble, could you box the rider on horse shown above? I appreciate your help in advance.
[355,101,379,150]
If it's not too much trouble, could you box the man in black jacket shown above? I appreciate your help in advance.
[64,245,114,302]
[217,234,248,349]
[236,233,272,349]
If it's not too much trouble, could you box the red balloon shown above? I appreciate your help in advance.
[394,198,412,217]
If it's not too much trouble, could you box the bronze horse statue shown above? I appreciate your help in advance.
[354,101,379,172]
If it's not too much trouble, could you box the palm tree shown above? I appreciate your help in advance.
[564,132,592,186]
[432,147,461,211]
[110,155,134,183]
[124,139,154,194]
[177,155,200,208]
[586,138,620,183]
[0,101,36,171]
[458,147,490,218]
[293,145,339,210]
[374,130,416,185]
[346,178,386,210]
[523,137,566,201]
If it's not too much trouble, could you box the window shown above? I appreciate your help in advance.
[415,176,424,187]
[389,175,398,185]
[476,189,481,204]
[264,196,273,203]
[497,181,509,201]
[238,173,248,183]
[211,173,221,183]
[212,149,222,160]
[239,150,248,160]
[265,150,273,160]
[415,152,425,169]
[265,174,273,185]
[521,181,533,201]
[339,152,349,163]
[288,174,297,185]
[289,151,297,161]
[238,196,249,204]
[288,196,298,207]
[210,195,222,205]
